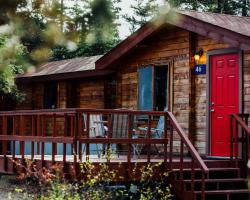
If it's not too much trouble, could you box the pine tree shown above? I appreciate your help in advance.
[123,0,159,33]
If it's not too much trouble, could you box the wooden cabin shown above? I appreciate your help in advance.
[1,10,250,200]
[14,10,250,156]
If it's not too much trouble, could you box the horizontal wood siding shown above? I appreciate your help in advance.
[78,80,105,109]
[243,50,250,113]
[16,84,33,110]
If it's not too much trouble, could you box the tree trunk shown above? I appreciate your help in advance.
[242,0,247,16]
[60,0,64,32]
[217,0,223,13]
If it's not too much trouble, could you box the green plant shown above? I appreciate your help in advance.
[11,155,173,200]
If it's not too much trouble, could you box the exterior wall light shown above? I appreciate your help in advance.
[194,48,204,64]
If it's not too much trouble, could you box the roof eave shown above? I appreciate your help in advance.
[16,69,115,83]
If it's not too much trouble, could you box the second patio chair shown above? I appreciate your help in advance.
[110,112,139,157]
[83,114,107,158]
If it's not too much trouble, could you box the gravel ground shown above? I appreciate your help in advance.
[0,175,33,200]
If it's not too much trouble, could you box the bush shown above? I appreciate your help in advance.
[11,158,173,200]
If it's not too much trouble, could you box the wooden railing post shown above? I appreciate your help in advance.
[36,114,41,155]
[147,115,151,163]
[230,115,233,160]
[201,171,205,200]
[235,120,239,168]
[12,116,16,160]
[52,113,56,163]
[78,112,83,161]
[169,124,173,170]
[31,115,35,160]
[86,113,90,161]
[127,113,132,178]
[19,115,25,161]
[73,113,77,173]
[180,140,184,180]
[41,114,45,167]
[2,116,8,171]
[63,113,67,169]
[164,113,168,165]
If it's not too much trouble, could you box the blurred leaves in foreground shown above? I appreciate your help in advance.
[0,0,121,102]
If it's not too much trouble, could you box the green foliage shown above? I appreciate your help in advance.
[123,0,160,33]
[168,0,250,16]
[51,0,121,60]
[0,28,28,102]
[125,0,249,34]
[11,158,172,200]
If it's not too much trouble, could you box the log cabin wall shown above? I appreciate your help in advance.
[16,82,44,110]
[243,51,250,114]
[58,81,67,109]
[15,78,105,110]
[78,79,105,109]
[115,26,192,142]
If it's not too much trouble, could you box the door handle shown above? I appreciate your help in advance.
[211,109,215,112]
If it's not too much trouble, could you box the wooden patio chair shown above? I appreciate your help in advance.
[83,114,107,158]
[134,109,167,157]
[112,109,146,157]
[109,110,139,157]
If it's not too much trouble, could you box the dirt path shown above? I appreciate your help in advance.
[0,175,33,200]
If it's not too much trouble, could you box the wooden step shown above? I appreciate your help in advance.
[173,168,241,180]
[180,178,248,191]
[194,189,250,200]
[182,178,246,183]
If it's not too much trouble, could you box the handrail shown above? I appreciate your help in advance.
[167,112,209,173]
[0,108,166,116]
[230,113,250,170]
[231,114,250,135]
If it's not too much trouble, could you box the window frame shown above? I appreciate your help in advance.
[137,63,173,112]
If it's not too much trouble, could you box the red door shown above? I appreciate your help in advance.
[210,53,239,157]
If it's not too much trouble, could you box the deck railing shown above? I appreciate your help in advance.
[230,113,250,172]
[0,108,208,199]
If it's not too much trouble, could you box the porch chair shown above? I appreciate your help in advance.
[83,114,107,158]
[134,109,167,157]
[110,110,138,157]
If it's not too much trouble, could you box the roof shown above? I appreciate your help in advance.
[179,10,250,37]
[17,55,114,82]
[96,9,250,69]
[19,55,102,78]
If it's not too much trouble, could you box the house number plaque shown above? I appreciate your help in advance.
[194,64,206,75]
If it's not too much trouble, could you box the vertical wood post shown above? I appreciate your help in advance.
[86,113,90,161]
[164,113,168,165]
[147,115,151,163]
[2,116,7,171]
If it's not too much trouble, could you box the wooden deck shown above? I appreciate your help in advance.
[1,109,249,199]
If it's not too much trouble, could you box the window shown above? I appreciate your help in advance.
[138,65,170,111]
[44,81,57,109]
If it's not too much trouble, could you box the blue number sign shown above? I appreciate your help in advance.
[194,64,206,75]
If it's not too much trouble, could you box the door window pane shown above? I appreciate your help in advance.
[138,66,153,110]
